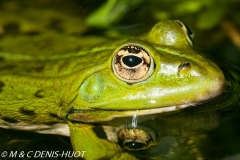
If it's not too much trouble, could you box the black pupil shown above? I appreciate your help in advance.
[122,55,142,67]
[125,141,146,150]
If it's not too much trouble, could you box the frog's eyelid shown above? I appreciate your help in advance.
[173,20,194,47]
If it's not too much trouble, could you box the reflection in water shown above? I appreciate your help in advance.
[104,111,221,159]
[130,114,138,128]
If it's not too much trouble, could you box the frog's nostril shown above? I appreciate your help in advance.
[178,62,191,76]
[179,62,191,70]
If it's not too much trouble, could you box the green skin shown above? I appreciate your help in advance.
[0,20,225,159]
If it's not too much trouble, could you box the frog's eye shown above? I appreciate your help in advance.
[118,128,153,150]
[112,45,154,84]
[174,20,194,47]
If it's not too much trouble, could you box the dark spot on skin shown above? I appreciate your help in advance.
[3,22,20,34]
[27,66,45,73]
[0,64,17,70]
[179,62,191,70]
[49,113,62,120]
[92,126,107,140]
[34,66,44,72]
[24,30,41,36]
[2,117,18,123]
[20,108,36,116]
[59,100,63,107]
[49,113,59,118]
[57,61,70,73]
[0,81,5,92]
[49,113,63,121]
[47,18,64,32]
[34,90,44,98]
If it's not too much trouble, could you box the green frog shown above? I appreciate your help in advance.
[0,20,225,159]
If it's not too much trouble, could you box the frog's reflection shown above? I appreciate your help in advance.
[111,111,221,151]
[69,110,222,159]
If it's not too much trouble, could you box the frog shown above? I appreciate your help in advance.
[0,20,225,159]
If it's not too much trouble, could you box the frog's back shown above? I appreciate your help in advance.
[0,33,110,60]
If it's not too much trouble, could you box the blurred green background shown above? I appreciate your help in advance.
[1,0,240,65]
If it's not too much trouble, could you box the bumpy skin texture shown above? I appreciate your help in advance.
[0,20,225,159]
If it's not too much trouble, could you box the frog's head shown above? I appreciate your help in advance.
[63,20,225,122]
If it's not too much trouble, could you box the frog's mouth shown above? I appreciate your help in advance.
[65,103,195,123]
